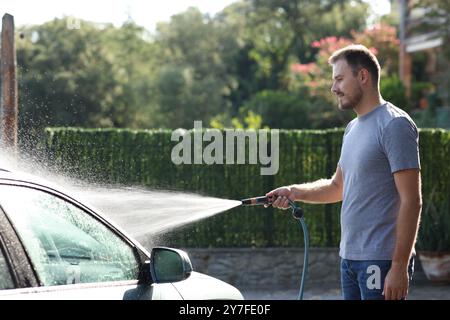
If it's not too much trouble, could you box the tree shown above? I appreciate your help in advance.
[152,8,240,128]
[209,0,370,129]
[17,17,159,141]
[241,0,369,90]
[352,23,400,77]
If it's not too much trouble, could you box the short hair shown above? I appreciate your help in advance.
[328,44,380,87]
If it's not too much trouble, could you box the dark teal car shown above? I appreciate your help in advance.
[0,169,243,300]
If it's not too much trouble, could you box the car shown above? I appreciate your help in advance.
[0,168,243,300]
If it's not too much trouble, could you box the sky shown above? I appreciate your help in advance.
[2,0,391,32]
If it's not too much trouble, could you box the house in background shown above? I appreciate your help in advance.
[395,0,450,128]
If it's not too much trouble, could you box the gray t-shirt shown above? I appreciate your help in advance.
[338,102,420,260]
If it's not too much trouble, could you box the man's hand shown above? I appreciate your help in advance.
[383,263,409,300]
[265,186,295,209]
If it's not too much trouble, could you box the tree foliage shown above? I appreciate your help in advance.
[17,18,158,140]
[13,1,412,137]
[151,8,240,128]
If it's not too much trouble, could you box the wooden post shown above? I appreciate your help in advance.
[398,0,412,99]
[399,45,412,99]
[1,13,18,154]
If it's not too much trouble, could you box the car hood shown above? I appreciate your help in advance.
[172,271,244,300]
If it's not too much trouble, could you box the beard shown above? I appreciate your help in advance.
[337,87,363,110]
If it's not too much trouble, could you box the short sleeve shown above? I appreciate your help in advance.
[381,117,421,173]
[338,120,355,168]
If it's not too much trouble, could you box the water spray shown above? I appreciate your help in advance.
[240,195,309,300]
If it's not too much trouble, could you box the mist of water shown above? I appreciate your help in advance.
[72,186,242,239]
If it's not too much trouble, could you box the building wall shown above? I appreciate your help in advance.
[183,247,341,290]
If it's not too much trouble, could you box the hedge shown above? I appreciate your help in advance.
[44,127,450,248]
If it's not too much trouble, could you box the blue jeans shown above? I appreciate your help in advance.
[340,256,415,300]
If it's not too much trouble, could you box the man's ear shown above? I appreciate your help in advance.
[359,68,370,85]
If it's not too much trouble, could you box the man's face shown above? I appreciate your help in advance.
[331,59,363,110]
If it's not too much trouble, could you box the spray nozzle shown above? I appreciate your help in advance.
[241,196,273,206]
[241,195,304,219]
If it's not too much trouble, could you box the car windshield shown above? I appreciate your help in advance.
[0,184,140,286]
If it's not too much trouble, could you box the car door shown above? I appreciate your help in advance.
[0,183,182,300]
[0,247,15,290]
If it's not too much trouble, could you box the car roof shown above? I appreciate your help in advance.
[0,166,151,257]
[0,167,81,196]
[0,167,58,185]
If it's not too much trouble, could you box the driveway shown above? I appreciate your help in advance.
[241,282,450,300]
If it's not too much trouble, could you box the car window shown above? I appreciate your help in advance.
[0,246,15,289]
[0,185,140,286]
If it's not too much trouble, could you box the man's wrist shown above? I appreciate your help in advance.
[289,185,302,201]
[391,260,409,271]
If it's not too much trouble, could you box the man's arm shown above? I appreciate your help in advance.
[383,168,422,300]
[267,166,343,209]
[293,166,343,204]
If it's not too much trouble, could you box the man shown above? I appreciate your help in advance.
[266,44,422,300]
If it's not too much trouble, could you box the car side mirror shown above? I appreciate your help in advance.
[150,247,193,283]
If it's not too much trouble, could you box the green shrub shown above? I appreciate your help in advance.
[416,129,450,252]
[380,75,408,111]
[240,90,350,130]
